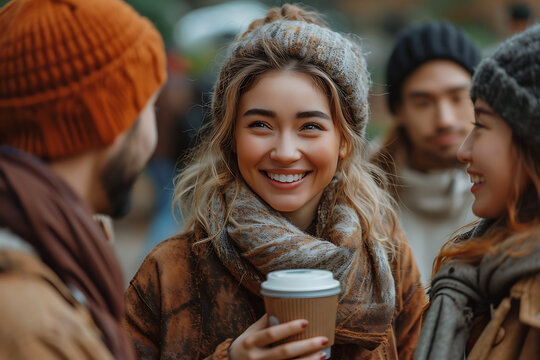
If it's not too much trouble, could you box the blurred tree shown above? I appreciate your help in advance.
[126,0,189,46]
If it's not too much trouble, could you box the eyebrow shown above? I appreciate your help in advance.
[406,84,470,99]
[474,106,497,116]
[242,108,276,117]
[242,108,331,120]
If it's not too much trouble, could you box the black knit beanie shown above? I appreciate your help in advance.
[386,21,482,114]
[471,24,540,149]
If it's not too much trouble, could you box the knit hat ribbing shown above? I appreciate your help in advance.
[216,20,371,135]
[0,0,167,159]
[471,24,540,149]
[386,21,481,114]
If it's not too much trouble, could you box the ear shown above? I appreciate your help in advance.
[338,140,349,159]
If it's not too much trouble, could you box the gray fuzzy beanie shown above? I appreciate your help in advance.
[471,24,540,149]
[214,20,371,135]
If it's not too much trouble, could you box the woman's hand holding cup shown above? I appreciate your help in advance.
[229,314,328,360]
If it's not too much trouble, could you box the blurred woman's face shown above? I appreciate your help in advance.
[234,70,346,229]
[457,98,525,219]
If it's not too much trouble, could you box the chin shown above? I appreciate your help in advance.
[264,200,303,213]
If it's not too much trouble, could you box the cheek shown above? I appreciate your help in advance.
[309,139,341,170]
[139,112,158,155]
[235,135,264,171]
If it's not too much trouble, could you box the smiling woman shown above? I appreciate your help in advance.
[123,3,425,360]
[415,24,540,360]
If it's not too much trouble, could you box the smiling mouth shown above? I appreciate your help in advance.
[263,171,309,183]
[469,174,485,185]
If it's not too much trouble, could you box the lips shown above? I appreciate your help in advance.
[264,171,308,183]
[467,169,485,185]
[467,169,485,194]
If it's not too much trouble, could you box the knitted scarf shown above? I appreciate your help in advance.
[209,180,396,349]
[0,146,134,360]
[414,219,540,360]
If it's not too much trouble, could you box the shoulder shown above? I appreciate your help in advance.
[510,272,540,329]
[127,230,205,305]
[0,248,113,359]
[136,230,201,272]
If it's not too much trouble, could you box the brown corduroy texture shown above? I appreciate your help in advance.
[0,0,167,159]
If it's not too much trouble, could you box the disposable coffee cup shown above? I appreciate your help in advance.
[261,269,341,359]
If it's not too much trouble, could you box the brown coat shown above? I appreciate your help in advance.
[124,231,426,359]
[0,248,114,359]
[467,273,540,360]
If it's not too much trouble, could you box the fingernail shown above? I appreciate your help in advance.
[318,352,327,360]
[300,320,308,328]
[321,339,328,346]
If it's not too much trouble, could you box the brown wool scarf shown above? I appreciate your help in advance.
[210,180,396,349]
[0,146,134,360]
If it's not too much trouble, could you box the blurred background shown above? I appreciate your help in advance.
[106,0,540,285]
[3,0,536,284]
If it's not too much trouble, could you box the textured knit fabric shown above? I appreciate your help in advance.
[414,220,540,360]
[124,228,425,359]
[0,146,134,360]
[209,180,395,348]
[214,20,370,135]
[396,166,476,286]
[470,24,540,149]
[386,21,481,113]
[0,0,166,159]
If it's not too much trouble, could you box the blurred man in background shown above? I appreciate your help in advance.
[0,0,166,358]
[508,2,534,35]
[373,21,481,286]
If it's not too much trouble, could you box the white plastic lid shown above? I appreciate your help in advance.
[261,269,341,298]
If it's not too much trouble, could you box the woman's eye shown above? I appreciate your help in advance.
[472,121,485,129]
[302,123,323,131]
[248,121,269,129]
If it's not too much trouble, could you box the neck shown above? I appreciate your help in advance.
[281,193,322,231]
[47,150,104,214]
[283,211,315,231]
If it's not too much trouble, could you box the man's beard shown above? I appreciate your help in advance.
[100,146,142,219]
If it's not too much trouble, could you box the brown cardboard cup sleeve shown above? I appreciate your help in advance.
[261,269,341,359]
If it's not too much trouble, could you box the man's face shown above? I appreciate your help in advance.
[98,92,159,218]
[395,60,475,171]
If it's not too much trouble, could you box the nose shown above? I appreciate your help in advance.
[270,133,301,163]
[457,133,472,164]
[435,99,456,129]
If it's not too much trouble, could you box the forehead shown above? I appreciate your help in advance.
[402,59,472,95]
[238,70,330,109]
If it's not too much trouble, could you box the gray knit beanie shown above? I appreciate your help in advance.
[471,24,540,149]
[386,21,482,114]
[214,19,371,135]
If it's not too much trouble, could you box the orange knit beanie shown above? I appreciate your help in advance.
[0,0,167,159]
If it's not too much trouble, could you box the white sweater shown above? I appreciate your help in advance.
[396,166,477,287]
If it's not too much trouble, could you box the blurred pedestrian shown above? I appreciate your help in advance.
[507,2,534,35]
[0,0,166,358]
[124,3,425,360]
[415,23,540,360]
[372,21,482,286]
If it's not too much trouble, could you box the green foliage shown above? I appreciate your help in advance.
[125,0,188,46]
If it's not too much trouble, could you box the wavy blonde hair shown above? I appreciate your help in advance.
[173,4,403,256]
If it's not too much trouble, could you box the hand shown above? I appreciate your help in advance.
[229,314,329,360]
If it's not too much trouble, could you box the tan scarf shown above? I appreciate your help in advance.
[210,180,396,349]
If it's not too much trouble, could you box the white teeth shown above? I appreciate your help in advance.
[470,175,485,184]
[267,172,306,183]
